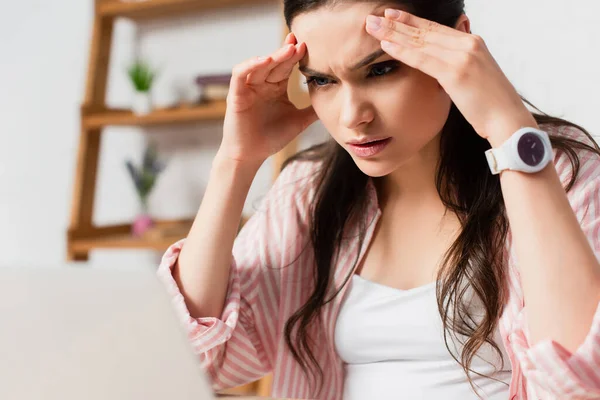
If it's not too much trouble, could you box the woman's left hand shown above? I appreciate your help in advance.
[365,9,537,147]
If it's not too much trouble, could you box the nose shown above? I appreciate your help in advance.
[339,88,375,130]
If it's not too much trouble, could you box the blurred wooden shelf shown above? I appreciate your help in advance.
[71,232,181,252]
[68,215,250,255]
[83,101,228,128]
[98,0,274,20]
[68,219,191,254]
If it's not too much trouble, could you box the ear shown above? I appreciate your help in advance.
[454,14,471,34]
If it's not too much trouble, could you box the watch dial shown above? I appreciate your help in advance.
[517,133,545,166]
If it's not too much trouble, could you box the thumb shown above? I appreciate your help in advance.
[297,105,319,130]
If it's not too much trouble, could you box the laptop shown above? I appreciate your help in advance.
[0,265,215,400]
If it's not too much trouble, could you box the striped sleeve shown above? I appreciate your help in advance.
[511,127,600,399]
[156,159,316,391]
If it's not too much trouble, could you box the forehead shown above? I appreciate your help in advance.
[291,2,397,70]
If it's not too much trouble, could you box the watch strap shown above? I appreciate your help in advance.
[485,145,511,175]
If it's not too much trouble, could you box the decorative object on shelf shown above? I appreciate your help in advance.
[127,59,156,115]
[173,76,201,107]
[125,142,166,237]
[195,73,232,102]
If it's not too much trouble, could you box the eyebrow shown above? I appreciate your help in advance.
[299,48,387,78]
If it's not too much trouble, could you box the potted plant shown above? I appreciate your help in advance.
[127,59,156,115]
[125,143,166,237]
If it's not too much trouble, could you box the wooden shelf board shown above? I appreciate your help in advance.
[83,101,227,128]
[99,0,274,20]
[68,215,251,253]
[71,233,180,252]
[69,219,193,252]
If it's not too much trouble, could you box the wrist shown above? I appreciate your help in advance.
[212,151,264,184]
[214,150,264,173]
[486,114,539,149]
[205,152,260,218]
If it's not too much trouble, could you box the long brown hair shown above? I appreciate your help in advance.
[281,0,600,398]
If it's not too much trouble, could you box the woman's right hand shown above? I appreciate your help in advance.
[219,32,319,165]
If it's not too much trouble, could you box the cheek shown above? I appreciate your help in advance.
[387,75,451,134]
[309,92,340,132]
[311,96,349,147]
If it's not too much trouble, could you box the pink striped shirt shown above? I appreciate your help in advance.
[157,125,600,400]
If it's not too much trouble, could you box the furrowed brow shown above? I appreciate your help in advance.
[299,49,387,78]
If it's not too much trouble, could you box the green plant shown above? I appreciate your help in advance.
[127,60,155,92]
[125,143,165,212]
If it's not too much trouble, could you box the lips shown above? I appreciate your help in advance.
[347,137,392,158]
[347,137,391,146]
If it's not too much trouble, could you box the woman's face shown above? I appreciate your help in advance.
[291,3,454,178]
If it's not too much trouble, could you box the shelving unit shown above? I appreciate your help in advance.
[68,0,309,265]
[69,0,308,396]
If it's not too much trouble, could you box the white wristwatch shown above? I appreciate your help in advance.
[485,127,553,175]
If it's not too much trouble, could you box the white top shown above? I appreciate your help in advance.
[335,275,512,400]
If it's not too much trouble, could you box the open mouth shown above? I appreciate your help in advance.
[347,138,392,158]
[352,138,391,147]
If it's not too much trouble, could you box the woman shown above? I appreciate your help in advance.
[158,1,600,399]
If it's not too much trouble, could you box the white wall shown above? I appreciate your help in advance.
[0,0,598,269]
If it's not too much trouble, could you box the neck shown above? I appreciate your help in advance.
[375,133,443,211]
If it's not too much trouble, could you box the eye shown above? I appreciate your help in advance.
[303,60,401,90]
[368,61,400,78]
[304,76,332,89]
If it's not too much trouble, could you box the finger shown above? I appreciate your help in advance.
[384,10,475,52]
[290,104,319,132]
[365,15,456,77]
[299,105,319,128]
[379,38,450,81]
[266,42,306,83]
[283,31,298,46]
[384,9,464,38]
[230,56,273,95]
[246,43,295,85]
[367,15,446,51]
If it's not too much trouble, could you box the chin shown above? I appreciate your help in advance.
[351,158,399,178]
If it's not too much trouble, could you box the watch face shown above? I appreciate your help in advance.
[517,132,546,166]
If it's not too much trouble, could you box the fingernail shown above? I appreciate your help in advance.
[256,56,267,61]
[366,15,382,31]
[385,9,402,19]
